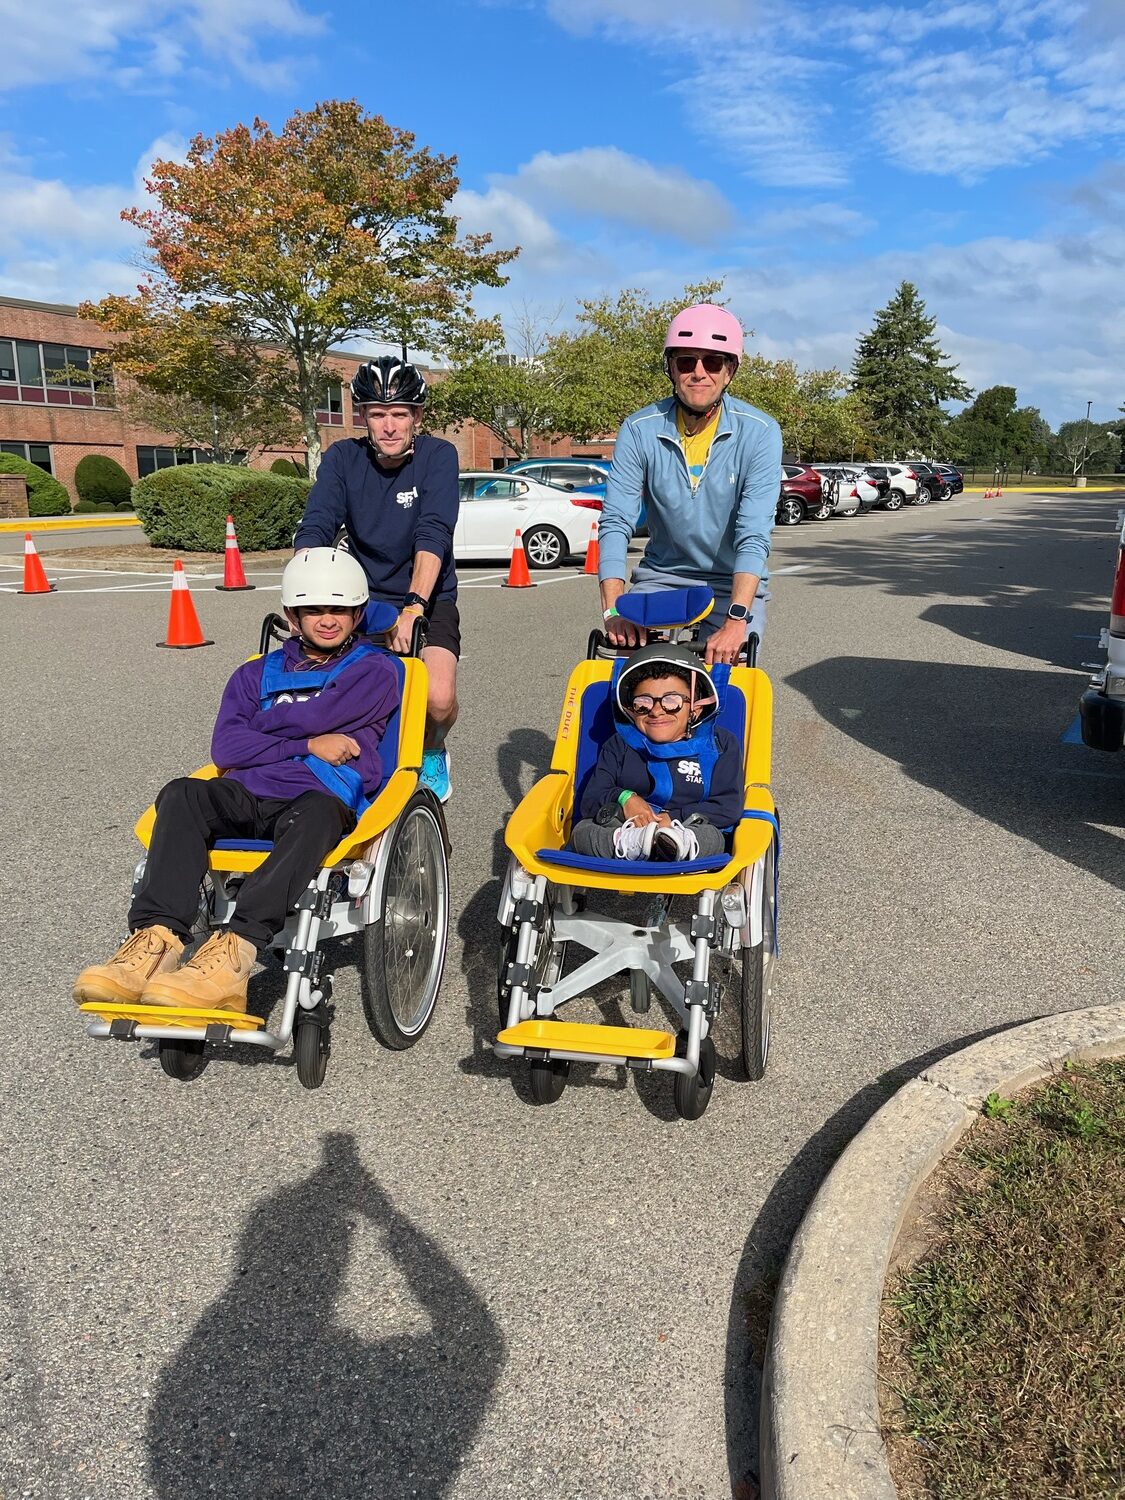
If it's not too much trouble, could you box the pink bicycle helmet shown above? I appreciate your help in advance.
[664,303,743,368]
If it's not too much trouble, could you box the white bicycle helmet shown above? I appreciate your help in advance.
[281,548,369,609]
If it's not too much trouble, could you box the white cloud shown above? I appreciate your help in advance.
[504,148,736,239]
[453,185,577,276]
[0,0,323,91]
[753,201,874,240]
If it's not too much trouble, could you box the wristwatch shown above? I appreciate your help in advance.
[726,601,750,621]
[402,591,429,612]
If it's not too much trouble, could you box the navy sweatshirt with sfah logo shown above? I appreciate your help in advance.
[293,435,460,603]
[580,727,744,829]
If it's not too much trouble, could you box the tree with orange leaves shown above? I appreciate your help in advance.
[85,101,517,477]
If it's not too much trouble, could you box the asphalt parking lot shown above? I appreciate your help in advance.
[2,490,1123,1499]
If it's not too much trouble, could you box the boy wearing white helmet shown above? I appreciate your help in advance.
[598,302,782,665]
[73,549,400,1014]
[569,644,743,863]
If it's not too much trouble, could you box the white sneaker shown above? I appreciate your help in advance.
[613,819,657,860]
[651,821,700,862]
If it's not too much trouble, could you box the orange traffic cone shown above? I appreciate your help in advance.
[582,521,599,576]
[983,487,993,499]
[501,529,536,589]
[995,486,1003,497]
[18,533,54,594]
[158,561,213,648]
[216,515,254,591]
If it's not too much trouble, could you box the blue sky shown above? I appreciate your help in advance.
[3,0,1125,426]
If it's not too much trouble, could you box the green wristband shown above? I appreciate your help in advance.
[618,789,634,807]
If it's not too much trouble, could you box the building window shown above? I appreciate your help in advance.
[0,440,53,473]
[136,446,246,477]
[0,338,113,407]
[316,381,345,426]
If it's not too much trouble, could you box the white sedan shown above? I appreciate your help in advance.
[455,472,600,569]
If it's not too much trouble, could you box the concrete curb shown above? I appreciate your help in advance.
[759,999,1125,1500]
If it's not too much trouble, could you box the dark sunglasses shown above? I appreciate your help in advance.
[630,692,688,715]
[672,353,728,374]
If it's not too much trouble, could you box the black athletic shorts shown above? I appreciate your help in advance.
[423,598,461,659]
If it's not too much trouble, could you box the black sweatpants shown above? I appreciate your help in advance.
[128,777,354,951]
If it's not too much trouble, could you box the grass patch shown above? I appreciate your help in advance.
[881,1060,1125,1500]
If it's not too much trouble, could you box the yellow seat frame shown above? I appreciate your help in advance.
[132,653,431,874]
[504,658,777,893]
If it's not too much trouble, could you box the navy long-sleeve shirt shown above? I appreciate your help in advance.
[580,727,744,829]
[211,637,399,804]
[293,435,460,603]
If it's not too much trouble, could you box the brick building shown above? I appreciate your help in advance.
[0,296,613,505]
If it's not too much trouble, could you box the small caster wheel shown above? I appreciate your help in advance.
[528,1058,568,1105]
[630,969,651,1014]
[158,1038,206,1081]
[295,1011,329,1090]
[673,1033,715,1121]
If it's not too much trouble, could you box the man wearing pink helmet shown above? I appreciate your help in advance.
[598,302,782,665]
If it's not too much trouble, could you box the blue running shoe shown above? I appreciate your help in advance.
[419,748,451,803]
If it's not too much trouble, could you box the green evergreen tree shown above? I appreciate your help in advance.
[852,282,970,455]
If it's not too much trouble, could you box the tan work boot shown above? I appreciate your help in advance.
[141,930,256,1013]
[73,926,185,1006]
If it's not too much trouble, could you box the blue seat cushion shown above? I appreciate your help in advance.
[536,848,729,876]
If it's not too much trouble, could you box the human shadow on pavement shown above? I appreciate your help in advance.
[146,1132,504,1500]
[921,601,1108,673]
[787,655,1124,891]
[721,1022,1027,1495]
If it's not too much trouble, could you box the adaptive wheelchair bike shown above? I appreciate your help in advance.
[78,603,450,1088]
[494,588,779,1121]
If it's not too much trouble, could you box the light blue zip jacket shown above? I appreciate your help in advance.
[599,394,782,592]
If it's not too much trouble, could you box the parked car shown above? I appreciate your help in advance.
[456,472,594,569]
[815,463,882,514]
[933,463,964,497]
[907,461,945,504]
[504,458,610,505]
[776,463,825,525]
[865,463,922,508]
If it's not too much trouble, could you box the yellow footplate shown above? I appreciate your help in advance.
[497,1018,675,1060]
[79,1002,264,1031]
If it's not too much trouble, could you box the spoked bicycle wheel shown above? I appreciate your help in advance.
[360,792,450,1049]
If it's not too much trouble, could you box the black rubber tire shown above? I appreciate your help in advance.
[838,503,860,518]
[361,793,449,1050]
[776,495,805,527]
[673,1033,716,1121]
[939,484,952,500]
[523,525,567,570]
[739,942,769,1081]
[528,1058,569,1104]
[911,487,931,506]
[158,1039,206,1081]
[812,499,833,521]
[883,491,904,511]
[294,1013,329,1090]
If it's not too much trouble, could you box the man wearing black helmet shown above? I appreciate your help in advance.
[294,356,460,802]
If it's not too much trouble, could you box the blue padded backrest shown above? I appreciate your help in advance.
[571,664,749,817]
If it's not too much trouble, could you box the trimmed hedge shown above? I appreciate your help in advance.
[270,457,306,477]
[75,453,132,509]
[74,499,99,513]
[132,464,311,551]
[0,453,71,516]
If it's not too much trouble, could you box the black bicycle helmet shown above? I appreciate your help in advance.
[616,643,719,726]
[350,356,427,407]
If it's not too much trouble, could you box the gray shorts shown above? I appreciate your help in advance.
[627,563,767,648]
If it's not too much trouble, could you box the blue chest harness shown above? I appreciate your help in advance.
[616,720,721,813]
[259,644,378,816]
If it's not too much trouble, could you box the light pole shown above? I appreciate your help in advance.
[1080,399,1093,479]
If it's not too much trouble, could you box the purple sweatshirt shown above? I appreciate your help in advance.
[211,636,400,804]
